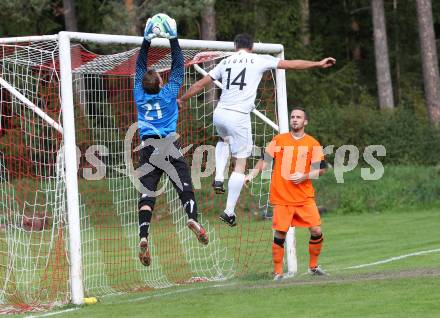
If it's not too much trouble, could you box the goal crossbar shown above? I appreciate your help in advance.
[0,32,284,55]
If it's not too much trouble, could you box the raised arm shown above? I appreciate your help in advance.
[277,57,336,70]
[134,39,150,95]
[166,38,184,97]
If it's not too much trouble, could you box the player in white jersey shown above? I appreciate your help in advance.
[209,51,279,114]
[179,34,335,226]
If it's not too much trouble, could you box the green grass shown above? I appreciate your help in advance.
[3,165,440,316]
[69,277,439,318]
[11,206,440,318]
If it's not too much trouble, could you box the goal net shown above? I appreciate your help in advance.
[0,33,288,313]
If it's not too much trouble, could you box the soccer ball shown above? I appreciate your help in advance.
[150,13,177,39]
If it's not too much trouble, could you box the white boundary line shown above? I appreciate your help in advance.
[23,282,236,317]
[24,308,80,318]
[344,248,440,269]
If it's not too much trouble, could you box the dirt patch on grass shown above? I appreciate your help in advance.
[240,268,440,289]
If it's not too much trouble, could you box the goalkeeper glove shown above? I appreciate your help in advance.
[162,18,177,39]
[144,18,156,41]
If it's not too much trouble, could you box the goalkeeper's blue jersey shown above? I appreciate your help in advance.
[134,38,184,138]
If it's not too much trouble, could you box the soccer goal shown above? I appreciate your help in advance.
[0,31,295,313]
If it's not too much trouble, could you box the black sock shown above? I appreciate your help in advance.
[139,209,152,239]
[183,199,198,222]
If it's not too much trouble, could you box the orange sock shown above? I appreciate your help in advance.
[272,242,284,274]
[308,234,323,269]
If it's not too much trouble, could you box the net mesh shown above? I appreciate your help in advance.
[0,38,280,313]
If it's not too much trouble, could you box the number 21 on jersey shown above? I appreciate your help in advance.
[225,67,247,90]
[144,102,163,120]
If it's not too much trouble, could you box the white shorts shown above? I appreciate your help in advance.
[213,107,253,158]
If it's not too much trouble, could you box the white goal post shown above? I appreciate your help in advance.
[0,31,297,308]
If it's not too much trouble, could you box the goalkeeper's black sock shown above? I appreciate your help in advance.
[183,198,198,222]
[139,209,152,239]
[180,192,198,222]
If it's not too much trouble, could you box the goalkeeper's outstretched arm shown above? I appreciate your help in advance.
[167,38,184,97]
[134,39,150,96]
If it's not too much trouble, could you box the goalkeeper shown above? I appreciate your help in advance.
[134,17,208,267]
[179,33,335,227]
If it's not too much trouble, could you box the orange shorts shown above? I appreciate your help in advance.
[272,199,321,232]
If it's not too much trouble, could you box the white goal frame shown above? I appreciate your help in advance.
[0,31,296,305]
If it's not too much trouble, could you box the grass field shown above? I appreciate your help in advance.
[16,205,440,318]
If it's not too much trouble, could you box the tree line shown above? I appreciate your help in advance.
[0,0,439,125]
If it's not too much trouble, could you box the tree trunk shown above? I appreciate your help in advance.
[371,0,395,109]
[124,0,138,35]
[201,0,216,41]
[415,0,440,124]
[62,0,78,31]
[201,0,217,108]
[351,18,362,60]
[393,0,401,105]
[299,0,310,46]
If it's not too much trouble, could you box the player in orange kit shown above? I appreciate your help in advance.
[245,107,327,279]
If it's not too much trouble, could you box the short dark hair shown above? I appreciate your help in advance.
[142,70,161,94]
[290,107,308,120]
[234,33,254,50]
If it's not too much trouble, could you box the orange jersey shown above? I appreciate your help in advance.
[266,133,324,205]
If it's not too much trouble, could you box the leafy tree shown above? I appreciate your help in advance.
[0,0,61,36]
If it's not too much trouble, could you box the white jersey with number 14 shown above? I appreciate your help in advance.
[208,50,279,114]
